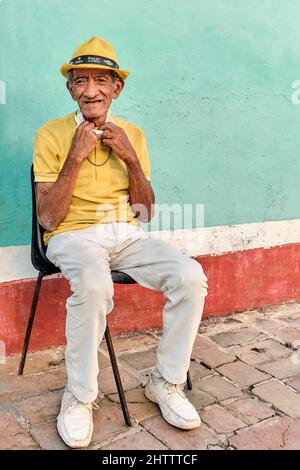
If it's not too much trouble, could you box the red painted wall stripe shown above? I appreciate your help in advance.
[1,243,300,355]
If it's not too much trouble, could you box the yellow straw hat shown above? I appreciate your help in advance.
[60,36,129,80]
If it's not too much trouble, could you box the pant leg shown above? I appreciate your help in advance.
[47,232,114,403]
[111,238,208,384]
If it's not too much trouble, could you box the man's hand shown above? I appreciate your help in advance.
[68,121,98,163]
[100,122,137,163]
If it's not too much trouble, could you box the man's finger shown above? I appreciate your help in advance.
[100,122,117,131]
[78,121,92,129]
[101,138,113,146]
[102,129,113,139]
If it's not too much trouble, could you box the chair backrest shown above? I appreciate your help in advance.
[30,165,60,274]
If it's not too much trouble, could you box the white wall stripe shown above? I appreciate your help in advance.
[150,218,300,256]
[0,245,38,283]
[1,218,300,283]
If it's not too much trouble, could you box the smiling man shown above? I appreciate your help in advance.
[33,36,208,448]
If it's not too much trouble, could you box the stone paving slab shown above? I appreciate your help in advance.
[195,375,242,401]
[229,416,300,450]
[272,327,300,346]
[101,331,159,355]
[0,347,65,375]
[1,301,300,450]
[277,314,300,329]
[210,327,267,347]
[119,347,157,371]
[141,415,224,450]
[98,366,141,395]
[241,317,285,332]
[225,396,275,425]
[101,430,168,450]
[188,360,212,382]
[216,360,269,387]
[192,337,236,369]
[256,356,300,379]
[108,388,161,422]
[0,367,67,405]
[231,338,292,367]
[200,404,247,434]
[88,399,131,449]
[185,388,217,409]
[12,389,62,425]
[287,375,300,393]
[252,380,300,419]
[0,407,39,450]
[30,420,69,450]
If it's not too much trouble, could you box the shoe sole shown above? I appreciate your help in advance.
[144,387,201,431]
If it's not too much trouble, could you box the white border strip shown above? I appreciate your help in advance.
[1,218,300,283]
[150,218,300,257]
[0,245,38,283]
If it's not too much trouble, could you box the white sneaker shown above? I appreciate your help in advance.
[57,388,96,448]
[144,375,201,430]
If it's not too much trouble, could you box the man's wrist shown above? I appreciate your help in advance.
[67,150,85,165]
[122,149,138,165]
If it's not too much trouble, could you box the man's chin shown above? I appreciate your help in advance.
[80,106,107,122]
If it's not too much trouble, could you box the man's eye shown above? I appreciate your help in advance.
[75,79,85,85]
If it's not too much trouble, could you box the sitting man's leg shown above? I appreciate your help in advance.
[47,231,114,448]
[111,237,208,430]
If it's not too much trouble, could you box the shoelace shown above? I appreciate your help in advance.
[165,383,188,400]
[58,396,99,419]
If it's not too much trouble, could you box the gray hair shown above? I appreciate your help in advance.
[67,69,119,84]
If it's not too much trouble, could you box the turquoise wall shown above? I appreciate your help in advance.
[1,0,300,246]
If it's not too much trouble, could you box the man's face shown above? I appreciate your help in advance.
[67,68,124,123]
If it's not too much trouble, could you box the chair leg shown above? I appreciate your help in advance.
[18,271,45,375]
[186,369,193,390]
[105,325,131,426]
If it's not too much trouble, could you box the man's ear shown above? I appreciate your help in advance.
[66,81,76,101]
[112,78,125,100]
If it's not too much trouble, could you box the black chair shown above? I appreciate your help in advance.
[18,165,192,426]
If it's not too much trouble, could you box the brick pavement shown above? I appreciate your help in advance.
[0,301,300,450]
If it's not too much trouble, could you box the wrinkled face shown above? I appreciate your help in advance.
[67,68,124,123]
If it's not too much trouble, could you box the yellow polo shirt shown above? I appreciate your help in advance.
[33,112,151,245]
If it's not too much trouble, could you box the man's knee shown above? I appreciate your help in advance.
[71,267,114,304]
[174,258,208,298]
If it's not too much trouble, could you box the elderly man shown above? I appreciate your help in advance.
[33,36,208,448]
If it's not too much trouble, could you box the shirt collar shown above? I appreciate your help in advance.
[74,109,113,127]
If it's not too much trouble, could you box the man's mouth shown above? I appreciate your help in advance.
[84,100,102,104]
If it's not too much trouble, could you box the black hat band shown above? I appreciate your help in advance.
[69,55,119,69]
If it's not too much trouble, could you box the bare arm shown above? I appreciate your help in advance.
[36,158,82,231]
[36,121,98,231]
[125,159,155,222]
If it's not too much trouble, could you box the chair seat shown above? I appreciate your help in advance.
[37,261,136,285]
[111,271,136,284]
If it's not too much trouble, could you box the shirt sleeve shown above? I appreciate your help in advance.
[33,132,60,183]
[138,131,151,181]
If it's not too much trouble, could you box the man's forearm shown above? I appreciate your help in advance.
[38,156,82,231]
[125,158,155,222]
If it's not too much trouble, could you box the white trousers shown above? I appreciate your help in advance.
[46,223,208,403]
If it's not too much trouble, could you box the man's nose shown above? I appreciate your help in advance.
[83,79,99,98]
